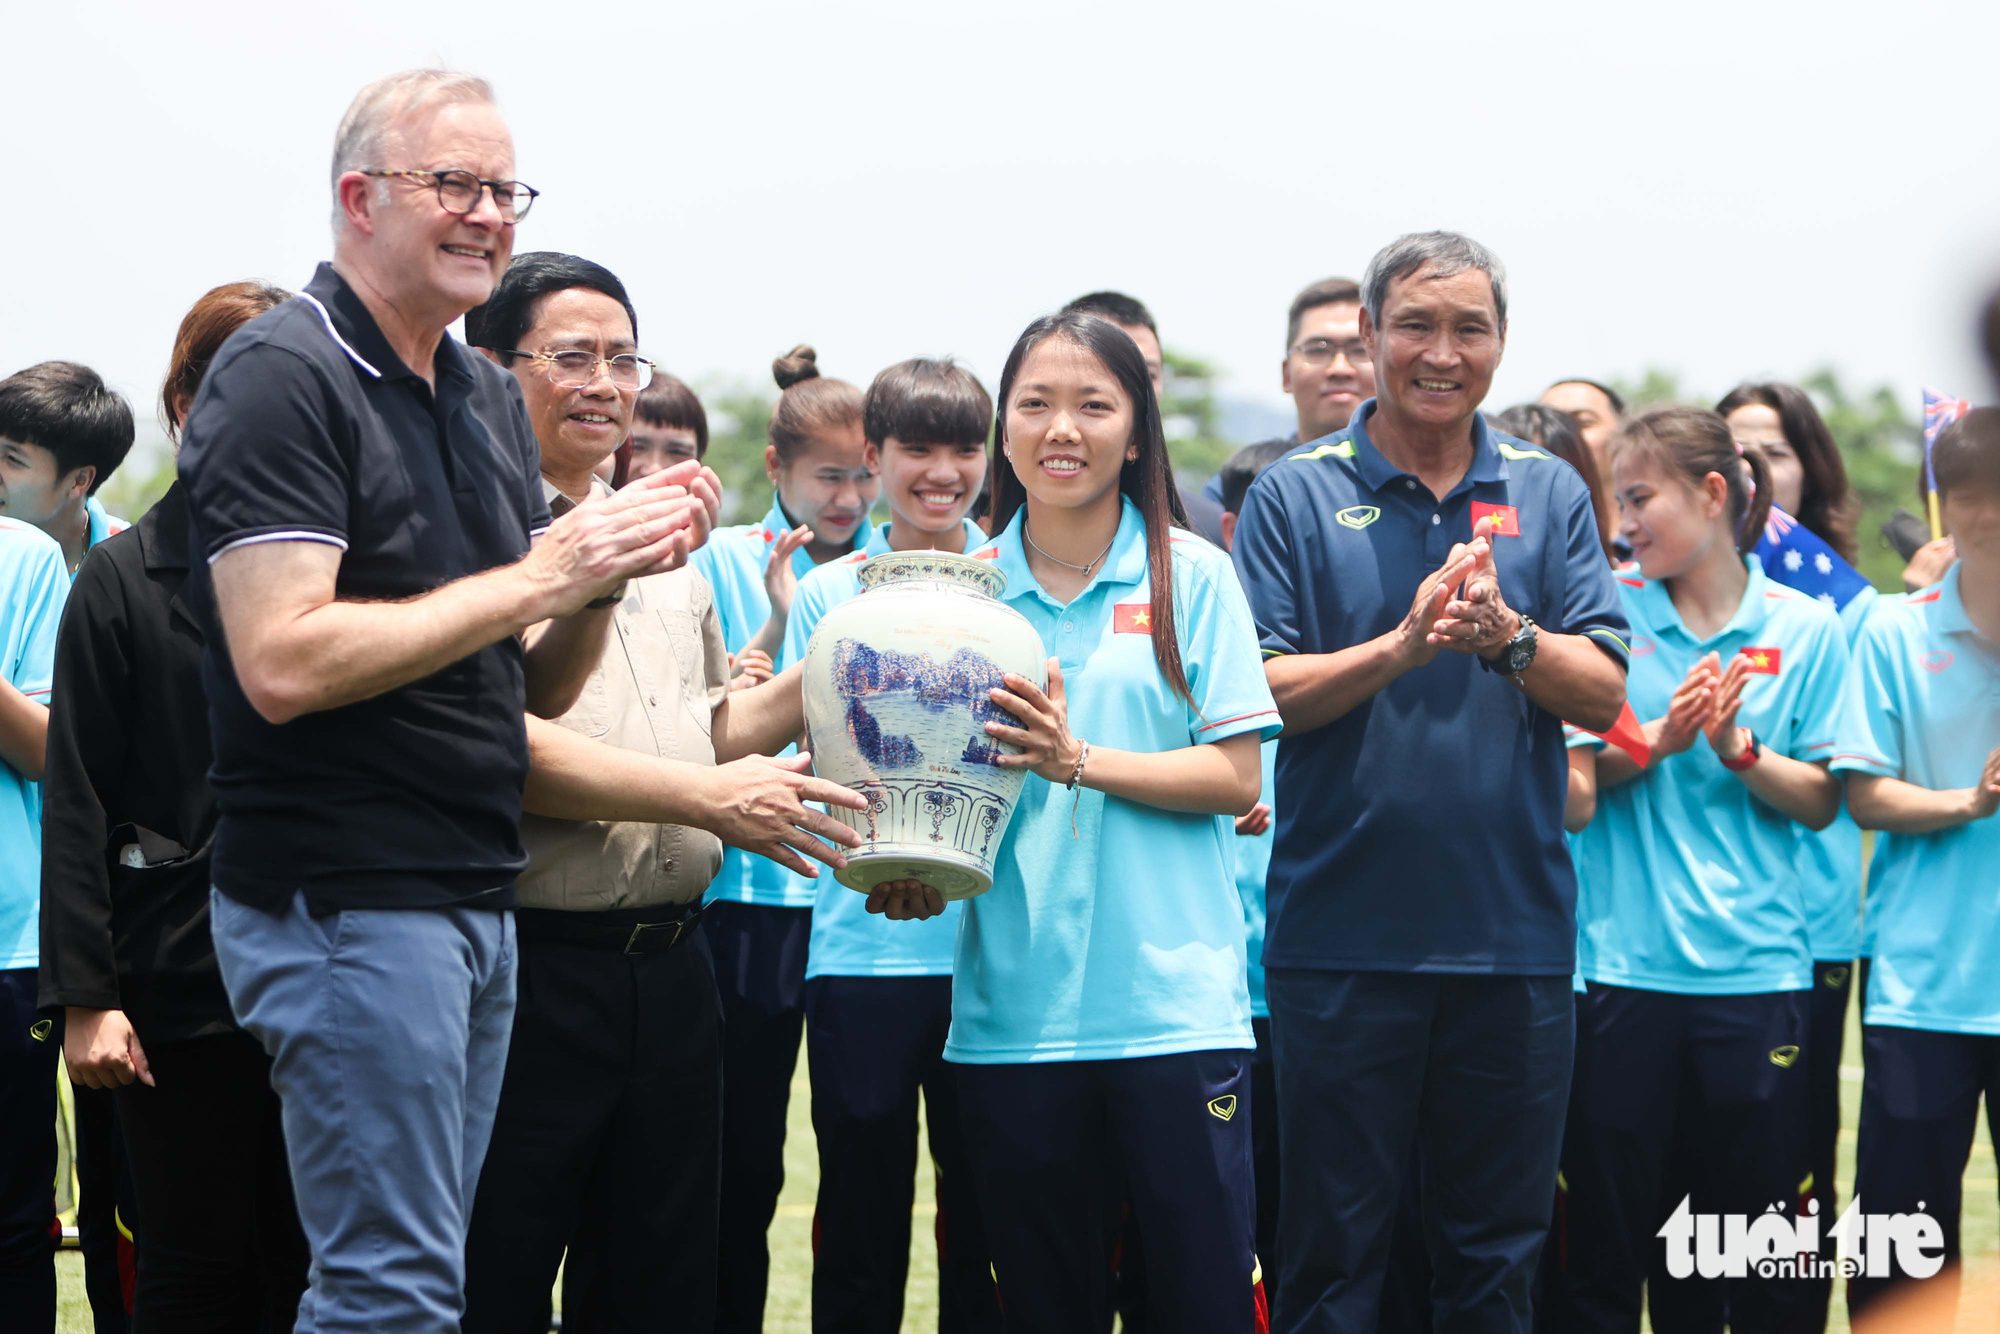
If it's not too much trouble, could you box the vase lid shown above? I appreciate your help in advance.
[857,550,1006,599]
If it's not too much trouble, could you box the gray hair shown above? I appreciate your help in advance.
[329,69,496,232]
[1361,231,1508,329]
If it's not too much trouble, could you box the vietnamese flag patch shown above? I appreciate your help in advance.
[1470,502,1520,536]
[1113,603,1153,634]
[1739,647,1782,675]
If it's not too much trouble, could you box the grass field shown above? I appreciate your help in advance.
[55,996,2000,1332]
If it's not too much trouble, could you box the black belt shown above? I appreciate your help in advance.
[515,904,703,955]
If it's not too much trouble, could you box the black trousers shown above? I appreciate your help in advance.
[1123,1017,1282,1334]
[1847,1024,2000,1318]
[1563,985,1809,1334]
[0,968,57,1332]
[705,900,810,1334]
[71,1082,134,1334]
[1267,969,1573,1334]
[462,918,722,1334]
[113,1030,306,1332]
[1641,960,1852,1334]
[956,1050,1261,1334]
[805,975,999,1333]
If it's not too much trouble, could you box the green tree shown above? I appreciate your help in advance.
[1800,369,1922,591]
[96,443,176,524]
[700,383,777,525]
[1160,347,1236,482]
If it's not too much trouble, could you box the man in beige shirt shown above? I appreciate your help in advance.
[459,253,865,1333]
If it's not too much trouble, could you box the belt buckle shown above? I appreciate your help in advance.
[623,919,688,954]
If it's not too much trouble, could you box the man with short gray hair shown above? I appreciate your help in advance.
[1232,231,1629,1331]
[178,69,719,1332]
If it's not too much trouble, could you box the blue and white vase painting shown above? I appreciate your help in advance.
[802,551,1048,899]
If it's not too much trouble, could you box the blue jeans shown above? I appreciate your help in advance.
[210,889,516,1334]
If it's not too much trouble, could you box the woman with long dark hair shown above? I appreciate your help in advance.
[1563,407,1848,1332]
[875,312,1278,1332]
[1716,382,1859,563]
[38,281,309,1330]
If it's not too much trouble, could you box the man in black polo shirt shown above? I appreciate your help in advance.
[1232,231,1629,1333]
[177,70,718,1333]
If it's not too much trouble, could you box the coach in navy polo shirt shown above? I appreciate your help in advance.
[177,71,717,1333]
[1232,231,1628,1334]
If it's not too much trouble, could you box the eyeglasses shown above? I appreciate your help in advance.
[498,350,655,391]
[360,168,539,223]
[1290,337,1372,368]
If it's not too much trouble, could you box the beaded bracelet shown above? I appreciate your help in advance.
[1067,741,1090,838]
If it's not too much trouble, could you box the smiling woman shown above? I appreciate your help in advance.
[885,310,1277,1330]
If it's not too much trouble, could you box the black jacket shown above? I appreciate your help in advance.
[38,482,233,1042]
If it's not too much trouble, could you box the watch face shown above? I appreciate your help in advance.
[1508,623,1537,673]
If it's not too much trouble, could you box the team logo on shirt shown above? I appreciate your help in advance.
[1470,501,1520,536]
[1335,505,1381,530]
[1114,604,1152,633]
[1207,1094,1238,1122]
[1739,647,1783,675]
[1920,650,1954,675]
[1768,1045,1800,1068]
[1629,636,1656,657]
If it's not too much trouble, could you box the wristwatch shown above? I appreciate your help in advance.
[1721,728,1764,772]
[585,581,628,610]
[1481,614,1538,677]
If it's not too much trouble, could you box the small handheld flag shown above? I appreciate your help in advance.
[1579,702,1652,768]
[1923,388,1970,541]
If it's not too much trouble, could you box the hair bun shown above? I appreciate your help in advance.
[773,344,821,390]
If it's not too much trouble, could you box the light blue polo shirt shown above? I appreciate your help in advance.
[1792,582,1879,963]
[85,495,128,550]
[781,519,984,978]
[1831,564,2000,1033]
[0,518,71,971]
[691,499,872,907]
[1573,556,1848,995]
[944,498,1281,1063]
[1237,741,1277,1020]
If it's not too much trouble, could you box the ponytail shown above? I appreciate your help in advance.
[1735,444,1774,555]
[1611,406,1770,555]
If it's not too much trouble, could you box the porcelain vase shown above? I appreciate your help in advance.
[801,550,1049,900]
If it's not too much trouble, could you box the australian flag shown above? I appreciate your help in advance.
[1755,508,1873,613]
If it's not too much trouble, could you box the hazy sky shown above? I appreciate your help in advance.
[7,0,1998,459]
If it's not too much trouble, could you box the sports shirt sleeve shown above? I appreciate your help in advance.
[179,342,351,563]
[779,568,832,673]
[4,536,67,710]
[1783,611,1849,762]
[1556,478,1630,668]
[1230,472,1302,660]
[1177,550,1282,746]
[1829,614,1902,778]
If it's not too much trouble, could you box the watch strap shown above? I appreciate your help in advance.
[1720,728,1762,771]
